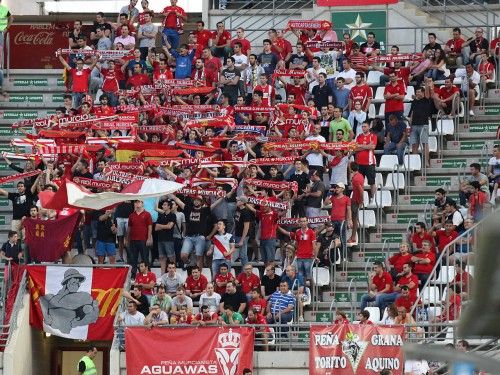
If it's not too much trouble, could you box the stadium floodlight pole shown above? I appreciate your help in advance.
[404,344,500,374]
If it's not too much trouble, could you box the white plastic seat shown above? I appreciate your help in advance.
[151,267,162,282]
[377,155,399,172]
[373,86,385,102]
[420,286,441,305]
[267,327,276,345]
[302,287,312,307]
[380,307,389,323]
[378,103,385,117]
[312,267,330,287]
[368,103,376,118]
[230,269,236,277]
[466,265,474,277]
[433,266,455,285]
[252,268,261,278]
[436,118,454,135]
[367,70,383,86]
[365,306,381,323]
[202,267,212,282]
[403,154,422,171]
[384,172,405,190]
[403,102,412,116]
[404,86,415,102]
[367,190,392,208]
[358,209,376,228]
[364,173,383,187]
[458,101,465,118]
[275,267,283,277]
[427,306,443,320]
[178,270,188,284]
[428,136,438,153]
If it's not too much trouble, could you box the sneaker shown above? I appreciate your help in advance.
[469,110,475,116]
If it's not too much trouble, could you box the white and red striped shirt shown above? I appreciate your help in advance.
[212,233,235,260]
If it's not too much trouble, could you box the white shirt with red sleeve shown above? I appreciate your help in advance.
[253,84,275,106]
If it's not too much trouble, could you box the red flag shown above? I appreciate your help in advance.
[309,324,404,374]
[125,326,255,375]
[24,212,81,262]
[27,265,128,340]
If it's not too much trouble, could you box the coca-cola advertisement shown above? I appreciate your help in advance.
[8,23,72,69]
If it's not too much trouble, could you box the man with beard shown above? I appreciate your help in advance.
[233,196,253,267]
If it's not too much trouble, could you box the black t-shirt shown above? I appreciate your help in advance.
[135,294,150,316]
[312,83,334,110]
[261,274,281,297]
[221,67,241,100]
[234,207,253,237]
[8,191,34,220]
[220,290,247,312]
[156,212,176,242]
[288,171,310,194]
[360,41,381,55]
[96,211,116,243]
[409,98,433,126]
[184,203,211,236]
[306,181,325,208]
[73,171,93,179]
[1,241,21,263]
[115,202,134,218]
[423,42,443,54]
[289,54,308,68]
[434,196,454,210]
[469,38,489,54]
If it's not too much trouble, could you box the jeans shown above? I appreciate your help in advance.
[260,238,277,264]
[211,45,232,60]
[377,292,400,310]
[331,220,346,254]
[72,92,86,109]
[426,68,446,81]
[384,141,407,165]
[360,293,384,311]
[162,28,180,49]
[212,258,231,277]
[266,311,294,338]
[128,240,149,277]
[296,258,313,279]
[233,236,249,266]
[181,235,206,256]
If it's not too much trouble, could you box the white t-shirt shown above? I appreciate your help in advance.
[404,359,430,375]
[232,53,249,71]
[327,155,349,185]
[199,292,222,312]
[314,50,338,79]
[305,134,326,167]
[120,311,145,326]
[337,68,356,89]
[488,156,500,177]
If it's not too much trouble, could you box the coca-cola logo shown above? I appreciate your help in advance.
[14,31,54,46]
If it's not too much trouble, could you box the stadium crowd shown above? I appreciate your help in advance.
[0,2,499,369]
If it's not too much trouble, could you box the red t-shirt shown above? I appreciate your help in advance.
[372,271,393,293]
[253,84,275,106]
[490,37,500,55]
[397,273,419,298]
[446,37,465,54]
[162,6,185,29]
[285,83,307,105]
[384,82,406,113]
[351,172,364,204]
[355,132,377,166]
[128,210,153,241]
[248,298,267,314]
[212,30,231,47]
[349,84,372,110]
[330,195,351,221]
[135,271,156,295]
[411,232,434,250]
[469,191,487,218]
[194,29,213,49]
[153,68,174,82]
[204,56,222,86]
[438,85,459,100]
[395,294,416,312]
[388,253,413,274]
[185,274,208,294]
[383,67,410,86]
[230,38,251,55]
[101,68,119,93]
[257,210,278,240]
[127,73,151,88]
[290,228,316,259]
[413,251,436,274]
[272,38,292,61]
[454,271,472,293]
[214,272,235,295]
[236,273,261,294]
[70,68,91,93]
[435,230,458,253]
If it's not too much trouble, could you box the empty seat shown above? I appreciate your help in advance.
[384,172,405,190]
[202,267,212,282]
[403,102,412,116]
[428,136,438,153]
[275,267,283,277]
[366,190,392,208]
[178,270,188,283]
[378,103,385,117]
[403,154,422,171]
[404,86,415,102]
[368,103,376,118]
[367,70,383,86]
[252,268,261,278]
[433,266,455,285]
[365,306,381,323]
[373,86,385,102]
[420,286,441,305]
[358,209,376,228]
[466,265,474,277]
[312,267,330,287]
[377,155,399,172]
[436,118,454,135]
[364,173,383,188]
[151,267,162,282]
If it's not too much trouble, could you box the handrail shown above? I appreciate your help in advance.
[348,278,355,318]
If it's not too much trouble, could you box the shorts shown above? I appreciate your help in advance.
[351,203,360,218]
[296,258,313,279]
[116,217,128,237]
[358,164,376,185]
[410,124,429,146]
[181,235,206,257]
[96,241,116,257]
[158,241,175,258]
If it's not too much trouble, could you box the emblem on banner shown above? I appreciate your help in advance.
[341,331,368,373]
[214,329,241,375]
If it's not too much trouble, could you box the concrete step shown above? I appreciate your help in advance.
[358,242,400,250]
[380,223,414,231]
[400,193,458,206]
[0,93,65,107]
[441,150,491,157]
[5,76,65,92]
[369,232,406,244]
[458,122,498,133]
[385,212,426,224]
[305,311,357,323]
[408,186,459,193]
[446,140,496,151]
[0,109,54,123]
[352,251,389,263]
[455,132,497,139]
[414,175,459,187]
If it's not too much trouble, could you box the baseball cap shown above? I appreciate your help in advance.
[331,182,346,190]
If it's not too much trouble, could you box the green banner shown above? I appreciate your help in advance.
[332,11,387,52]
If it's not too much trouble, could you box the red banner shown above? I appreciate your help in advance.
[309,324,404,375]
[0,170,41,185]
[317,0,397,5]
[27,265,128,340]
[286,20,332,30]
[24,212,81,262]
[72,177,116,190]
[368,53,423,63]
[125,327,255,375]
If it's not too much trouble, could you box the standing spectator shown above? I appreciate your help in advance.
[311,73,333,110]
[349,72,372,112]
[211,22,232,59]
[244,54,265,104]
[119,0,139,24]
[348,162,364,244]
[0,231,22,264]
[114,25,136,50]
[423,32,443,55]
[355,121,378,201]
[383,71,406,125]
[444,201,465,233]
[219,280,247,314]
[202,47,222,87]
[214,263,235,295]
[455,63,480,116]
[95,209,117,264]
[95,27,112,51]
[278,217,317,282]
[349,44,369,74]
[333,78,350,116]
[137,11,157,60]
[130,285,150,316]
[155,200,176,274]
[304,169,325,221]
[462,28,488,67]
[208,220,236,276]
[337,59,356,89]
[231,28,252,56]
[134,261,156,303]
[409,83,433,168]
[266,280,296,325]
[411,240,436,289]
[0,181,35,234]
[329,107,354,142]
[219,57,241,105]
[160,262,183,297]
[305,127,327,174]
[233,196,253,267]
[57,52,98,108]
[261,265,281,300]
[254,204,279,266]
[383,114,408,166]
[359,261,393,311]
[268,28,292,62]
[161,0,186,50]
[115,201,134,263]
[126,200,153,278]
[236,265,261,299]
[259,39,279,77]
[468,181,488,221]
[289,43,309,70]
[165,41,196,79]
[184,266,208,301]
[68,20,84,49]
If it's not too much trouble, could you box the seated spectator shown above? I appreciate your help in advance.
[360,32,380,57]
[357,310,373,325]
[451,217,475,262]
[130,285,150,316]
[431,220,459,254]
[478,54,495,92]
[444,27,465,68]
[423,32,443,55]
[382,304,398,324]
[219,280,247,314]
[192,305,219,326]
[459,162,489,206]
[408,49,433,85]
[248,288,268,314]
[450,259,473,300]
[333,310,350,324]
[261,265,281,300]
[444,201,465,233]
[380,263,419,309]
[433,188,455,225]
[150,285,173,314]
[371,60,411,87]
[411,222,434,252]
[170,286,194,320]
[387,243,412,281]
[134,261,156,303]
[214,263,235,295]
[160,262,183,297]
[395,285,417,313]
[333,77,350,115]
[114,24,135,50]
[432,285,461,323]
[432,76,460,117]
[246,308,270,351]
[171,306,193,325]
[455,63,480,116]
[144,303,169,328]
[220,305,244,325]
[383,114,408,166]
[426,49,447,81]
[411,240,436,289]
[236,265,261,299]
[199,282,222,312]
[468,181,488,221]
[117,301,145,326]
[266,280,296,325]
[184,266,208,301]
[462,28,488,67]
[211,21,231,59]
[360,261,393,312]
